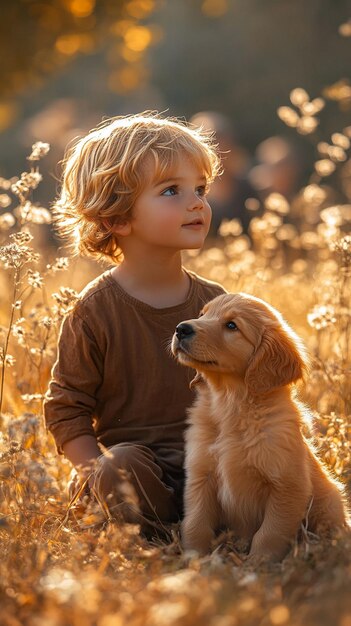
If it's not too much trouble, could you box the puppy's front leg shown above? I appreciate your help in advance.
[182,427,220,556]
[182,471,220,555]
[249,485,310,562]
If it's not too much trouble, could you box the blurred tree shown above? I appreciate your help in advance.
[0,0,159,130]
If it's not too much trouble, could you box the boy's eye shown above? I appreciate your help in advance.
[196,185,207,197]
[161,186,178,196]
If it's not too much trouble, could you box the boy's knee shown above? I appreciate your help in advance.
[96,443,147,477]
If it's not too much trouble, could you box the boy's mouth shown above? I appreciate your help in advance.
[182,218,204,226]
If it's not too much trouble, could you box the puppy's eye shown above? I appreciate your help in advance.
[226,321,238,331]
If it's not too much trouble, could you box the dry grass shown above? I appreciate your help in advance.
[0,101,351,625]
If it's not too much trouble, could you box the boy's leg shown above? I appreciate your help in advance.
[91,443,181,528]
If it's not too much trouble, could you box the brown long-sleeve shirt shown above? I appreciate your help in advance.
[43,267,226,471]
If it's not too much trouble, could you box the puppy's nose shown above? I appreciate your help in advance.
[175,322,195,340]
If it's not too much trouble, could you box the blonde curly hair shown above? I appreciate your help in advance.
[52,111,222,264]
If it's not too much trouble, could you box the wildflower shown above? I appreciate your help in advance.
[300,231,321,249]
[40,316,53,329]
[0,194,11,208]
[1,354,16,367]
[307,305,337,330]
[301,98,325,115]
[218,218,242,237]
[302,184,327,205]
[265,193,290,215]
[51,287,79,317]
[330,235,351,267]
[314,160,336,177]
[0,232,39,269]
[15,201,51,224]
[250,213,282,236]
[46,257,70,274]
[28,142,50,161]
[290,88,309,107]
[0,177,12,191]
[11,318,26,346]
[277,106,299,128]
[21,394,44,404]
[328,146,347,162]
[297,116,319,135]
[11,231,33,244]
[0,213,16,230]
[331,132,350,150]
[317,142,330,156]
[279,90,323,135]
[11,171,43,196]
[27,269,44,289]
[276,224,298,241]
[322,205,351,230]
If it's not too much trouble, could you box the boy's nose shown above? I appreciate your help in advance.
[188,191,204,209]
[175,323,195,340]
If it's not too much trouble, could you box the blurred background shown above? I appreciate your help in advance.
[0,0,350,243]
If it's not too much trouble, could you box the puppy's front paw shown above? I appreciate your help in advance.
[181,519,214,556]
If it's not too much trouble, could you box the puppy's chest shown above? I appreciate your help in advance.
[208,425,266,470]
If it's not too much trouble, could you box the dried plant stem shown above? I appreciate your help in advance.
[0,267,21,416]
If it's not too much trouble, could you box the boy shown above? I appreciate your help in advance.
[44,112,227,532]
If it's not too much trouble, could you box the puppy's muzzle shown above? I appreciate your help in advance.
[175,323,195,341]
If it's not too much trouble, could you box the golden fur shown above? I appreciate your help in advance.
[171,293,349,561]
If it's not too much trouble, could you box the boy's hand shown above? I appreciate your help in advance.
[68,466,96,501]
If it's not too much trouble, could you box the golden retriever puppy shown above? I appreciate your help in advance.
[171,293,349,561]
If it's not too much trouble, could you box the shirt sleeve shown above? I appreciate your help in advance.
[43,310,103,455]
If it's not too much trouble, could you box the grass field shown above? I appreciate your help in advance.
[0,130,350,626]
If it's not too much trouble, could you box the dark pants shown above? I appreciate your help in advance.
[79,443,184,531]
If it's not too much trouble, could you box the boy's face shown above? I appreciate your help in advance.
[116,156,212,252]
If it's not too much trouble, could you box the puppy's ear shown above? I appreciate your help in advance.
[244,323,308,395]
[189,371,205,390]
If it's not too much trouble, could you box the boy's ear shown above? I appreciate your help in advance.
[103,219,131,236]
